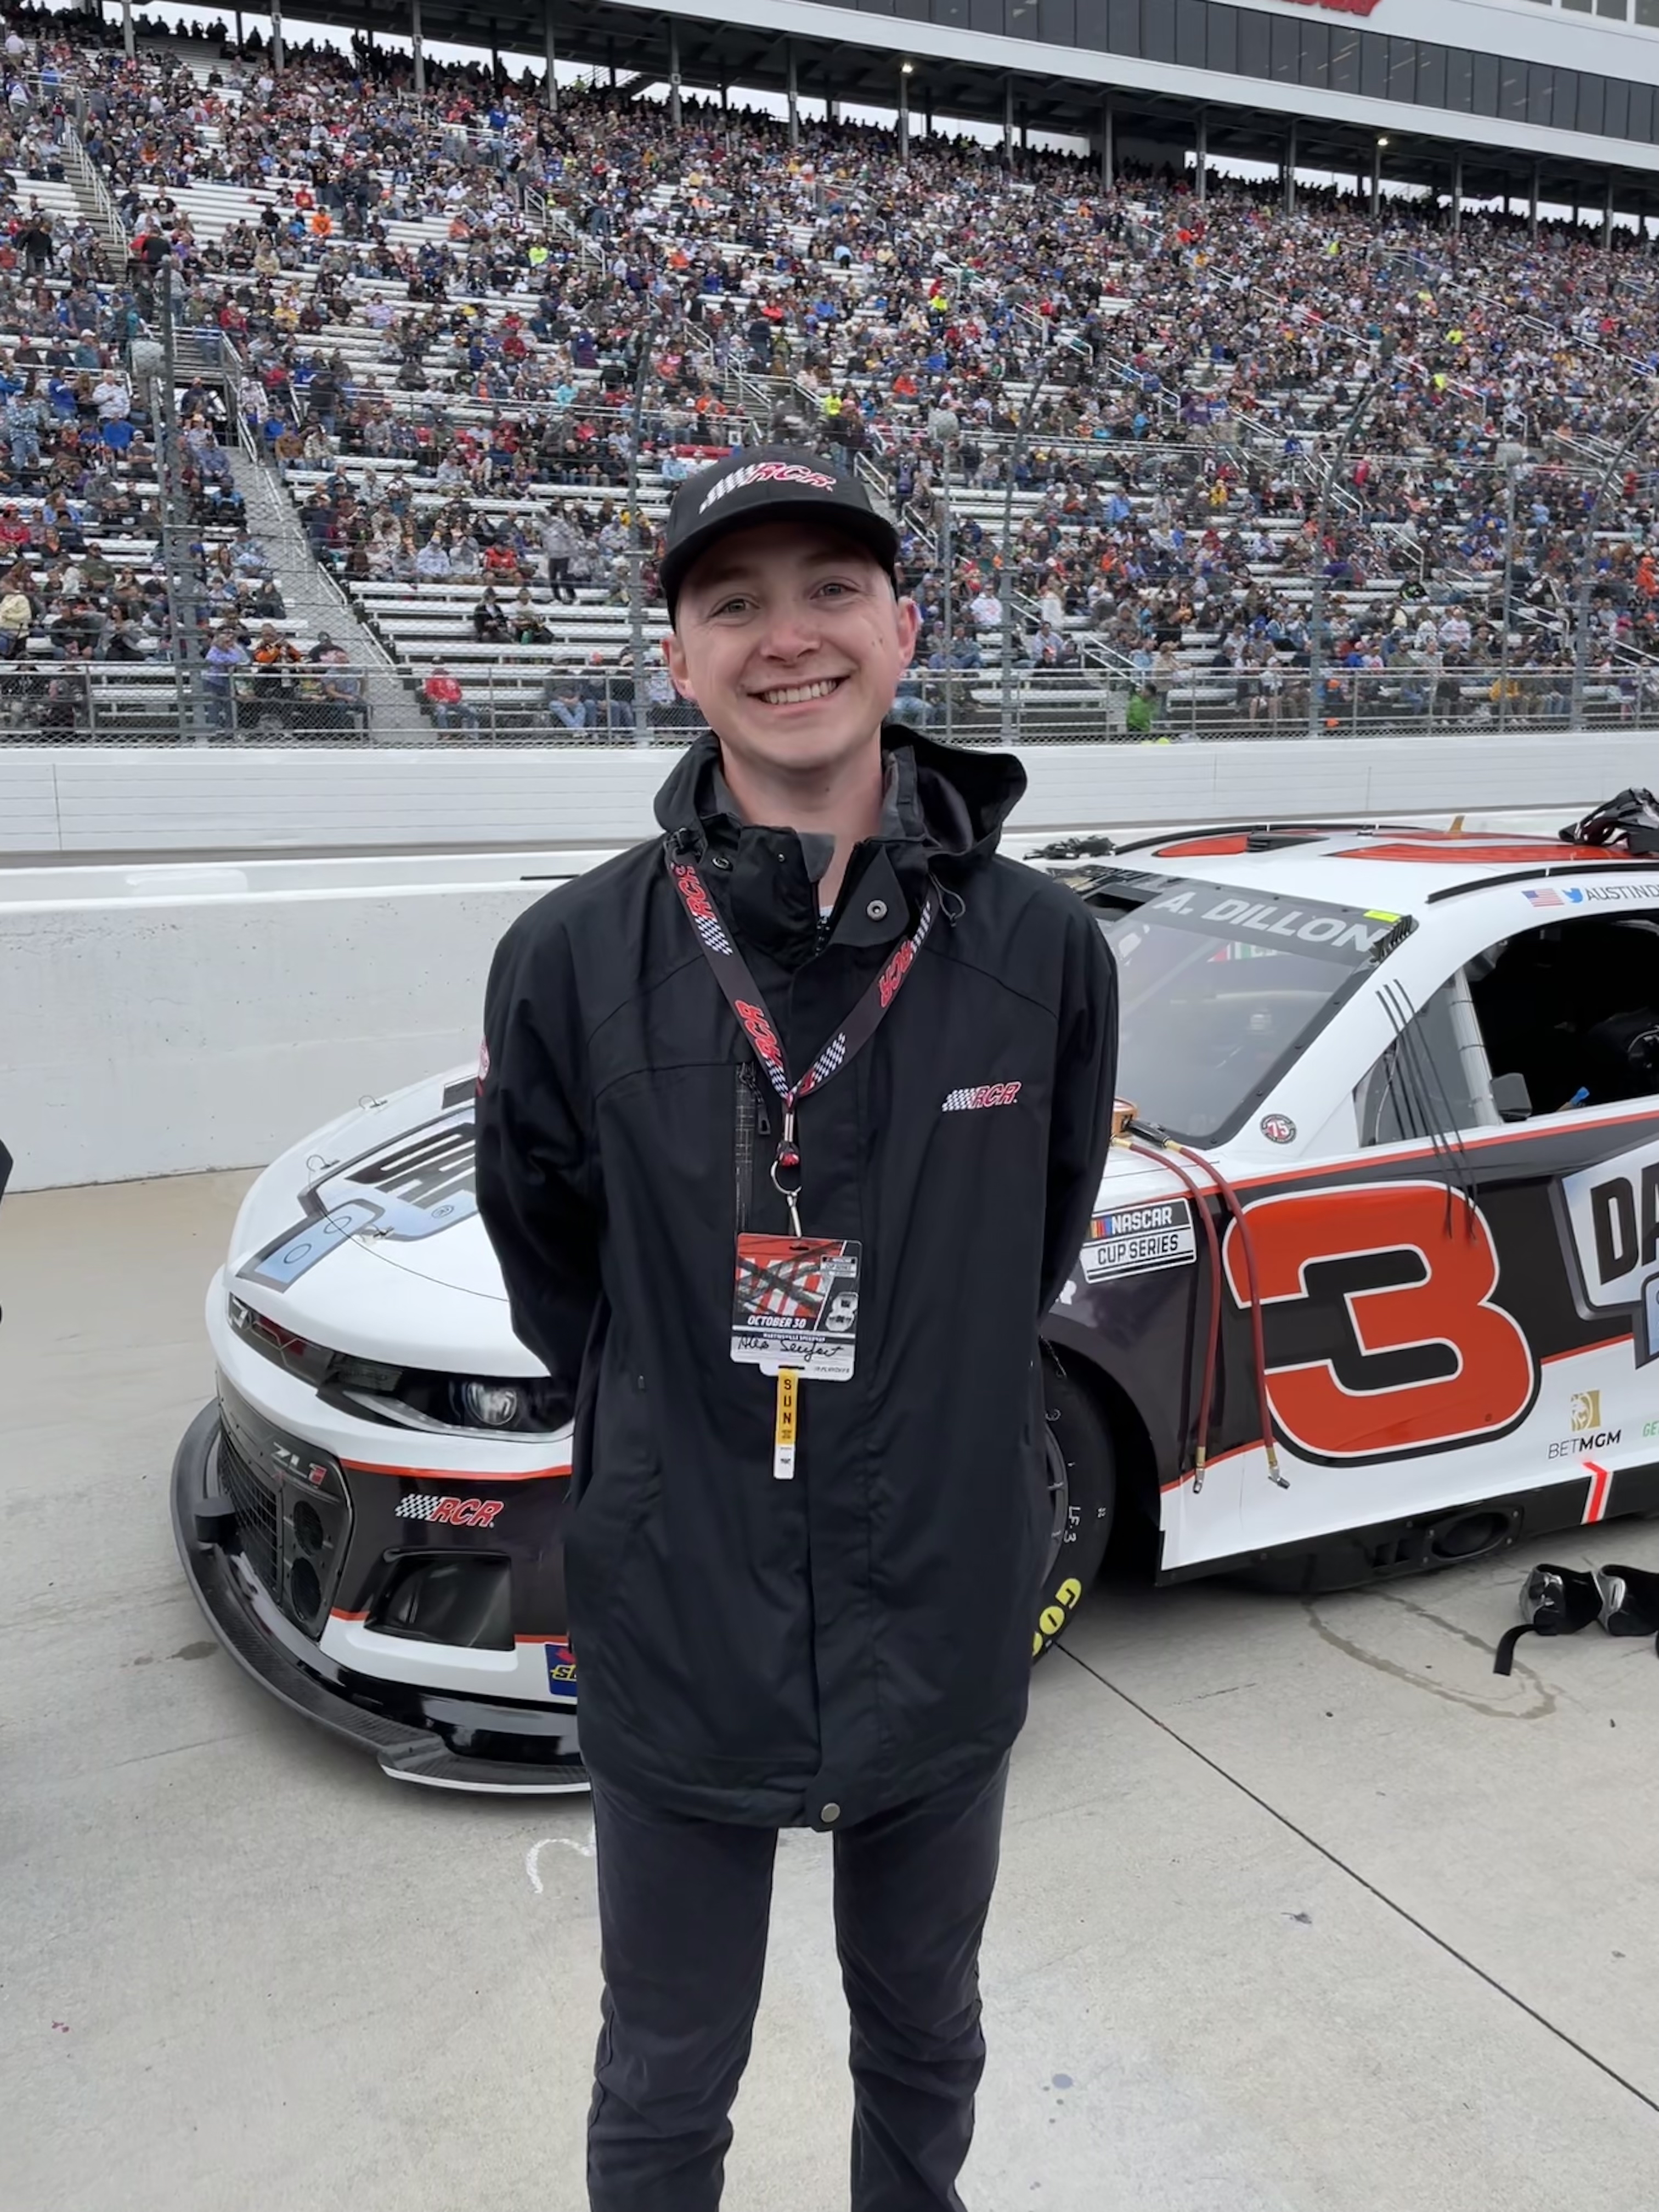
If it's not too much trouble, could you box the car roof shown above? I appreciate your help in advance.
[1104,823,1659,915]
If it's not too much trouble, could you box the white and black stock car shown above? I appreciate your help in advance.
[174,816,1659,1790]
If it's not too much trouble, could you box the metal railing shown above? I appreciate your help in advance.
[233,404,385,654]
[63,110,129,258]
[4,656,1631,748]
[0,656,381,745]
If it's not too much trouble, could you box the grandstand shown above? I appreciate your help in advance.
[5,0,1659,742]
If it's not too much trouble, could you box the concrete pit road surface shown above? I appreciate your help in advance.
[4,1169,1658,2212]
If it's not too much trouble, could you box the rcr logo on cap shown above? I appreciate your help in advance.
[699,461,838,514]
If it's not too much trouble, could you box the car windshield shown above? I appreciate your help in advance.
[1087,870,1400,1144]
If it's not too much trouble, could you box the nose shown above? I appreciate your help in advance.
[754,606,822,662]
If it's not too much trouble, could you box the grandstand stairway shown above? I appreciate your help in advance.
[226,448,417,741]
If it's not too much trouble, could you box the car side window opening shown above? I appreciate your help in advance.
[1360,969,1498,1145]
[1358,914,1659,1146]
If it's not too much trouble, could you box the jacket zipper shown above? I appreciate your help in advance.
[735,1062,769,1232]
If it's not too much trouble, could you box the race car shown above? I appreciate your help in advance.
[173,809,1659,1790]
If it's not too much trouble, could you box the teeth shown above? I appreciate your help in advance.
[758,679,840,706]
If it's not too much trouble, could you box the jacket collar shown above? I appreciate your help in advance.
[653,725,1025,965]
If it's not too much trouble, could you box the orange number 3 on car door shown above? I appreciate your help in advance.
[1221,1182,1538,1463]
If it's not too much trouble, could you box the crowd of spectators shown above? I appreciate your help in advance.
[10,0,1659,737]
[0,18,321,733]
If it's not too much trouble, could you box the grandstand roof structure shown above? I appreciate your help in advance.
[303,0,1659,216]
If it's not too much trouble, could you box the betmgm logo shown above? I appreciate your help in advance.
[1560,1139,1659,1367]
[1548,1387,1621,1461]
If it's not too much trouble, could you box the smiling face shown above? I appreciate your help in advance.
[664,520,919,790]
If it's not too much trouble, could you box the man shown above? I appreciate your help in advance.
[201,626,247,735]
[476,447,1116,2212]
[299,634,360,737]
[0,580,31,660]
[968,580,1002,630]
[1124,682,1161,738]
[541,505,583,602]
[422,660,477,735]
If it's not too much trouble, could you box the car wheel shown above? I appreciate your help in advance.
[1032,1350,1116,1661]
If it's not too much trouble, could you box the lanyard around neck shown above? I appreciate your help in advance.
[665,841,938,1227]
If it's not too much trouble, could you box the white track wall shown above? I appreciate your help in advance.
[3,733,1657,854]
[3,732,1651,1193]
[2,882,550,1192]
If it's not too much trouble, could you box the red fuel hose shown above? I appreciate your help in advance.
[1170,1139,1285,1488]
[1126,1134,1223,1494]
[1125,1121,1286,1491]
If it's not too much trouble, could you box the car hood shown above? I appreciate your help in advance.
[225,1065,549,1376]
[226,1070,1192,1375]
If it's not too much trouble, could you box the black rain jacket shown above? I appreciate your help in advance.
[476,729,1116,1827]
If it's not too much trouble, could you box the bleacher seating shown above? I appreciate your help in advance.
[9,5,1659,739]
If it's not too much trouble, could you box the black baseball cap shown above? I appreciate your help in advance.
[659,444,899,623]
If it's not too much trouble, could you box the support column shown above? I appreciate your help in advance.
[924,93,933,138]
[1283,119,1296,215]
[270,0,283,73]
[1099,103,1113,189]
[1529,160,1540,240]
[786,38,798,150]
[1370,138,1381,218]
[827,96,839,124]
[1003,78,1013,165]
[1605,174,1616,249]
[411,0,424,93]
[234,7,244,50]
[668,20,680,129]
[543,0,557,112]
[1451,150,1462,239]
[122,0,133,58]
[1194,109,1206,205]
[898,63,910,160]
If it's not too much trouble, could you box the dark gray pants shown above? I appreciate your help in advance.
[587,1756,1009,2212]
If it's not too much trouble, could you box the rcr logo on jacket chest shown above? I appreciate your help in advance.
[941,1082,1023,1113]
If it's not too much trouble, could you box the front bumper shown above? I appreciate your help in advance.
[172,1403,589,1793]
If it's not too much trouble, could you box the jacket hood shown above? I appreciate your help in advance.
[652,724,1026,876]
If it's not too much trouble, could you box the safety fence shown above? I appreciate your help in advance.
[0,658,1641,746]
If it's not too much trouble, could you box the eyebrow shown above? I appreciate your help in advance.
[689,545,874,602]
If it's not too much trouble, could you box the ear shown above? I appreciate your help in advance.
[662,628,698,702]
[893,592,921,673]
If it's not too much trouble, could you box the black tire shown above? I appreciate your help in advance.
[1032,1349,1116,1661]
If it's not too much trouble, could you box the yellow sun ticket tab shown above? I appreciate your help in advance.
[773,1368,799,1482]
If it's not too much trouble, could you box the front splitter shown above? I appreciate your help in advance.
[171,1402,590,1793]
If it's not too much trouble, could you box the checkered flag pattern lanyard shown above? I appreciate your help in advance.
[665,845,938,1233]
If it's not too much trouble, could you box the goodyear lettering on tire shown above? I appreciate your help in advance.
[1032,1576,1085,1656]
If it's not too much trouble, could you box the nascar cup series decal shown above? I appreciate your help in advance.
[1081,1199,1197,1282]
[1560,1134,1659,1364]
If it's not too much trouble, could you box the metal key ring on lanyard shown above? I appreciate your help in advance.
[665,844,938,1232]
[769,1104,805,1234]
